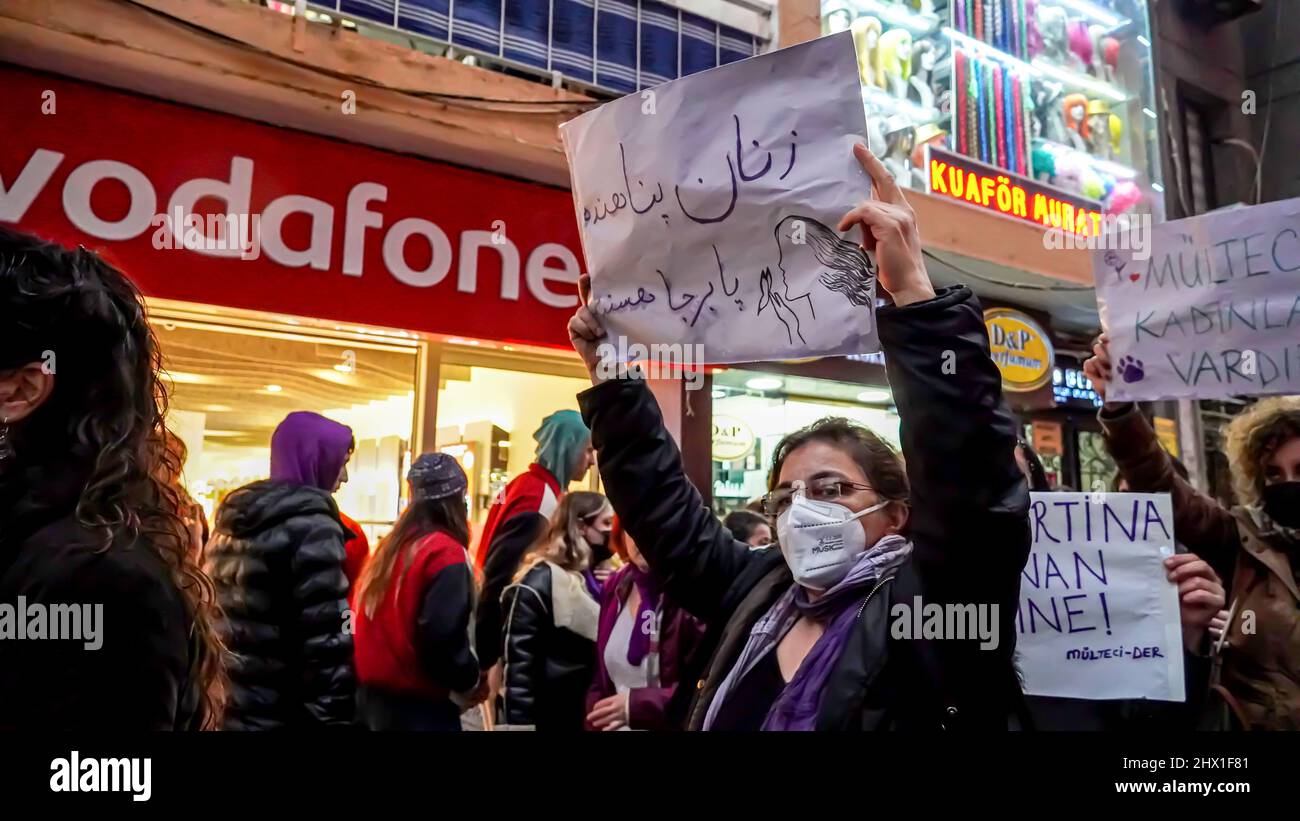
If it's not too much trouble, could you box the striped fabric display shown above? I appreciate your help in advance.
[680,10,718,76]
[451,0,501,53]
[340,0,395,26]
[504,0,549,69]
[396,0,449,39]
[639,0,677,89]
[552,0,595,83]
[719,23,755,65]
[596,0,638,93]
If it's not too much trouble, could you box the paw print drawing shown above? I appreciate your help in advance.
[1117,356,1145,383]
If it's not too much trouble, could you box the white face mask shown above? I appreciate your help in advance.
[776,484,888,591]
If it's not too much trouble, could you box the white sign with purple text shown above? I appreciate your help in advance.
[1095,197,1300,401]
[559,32,878,364]
[1018,492,1185,702]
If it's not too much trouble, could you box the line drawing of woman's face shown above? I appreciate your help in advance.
[773,215,876,307]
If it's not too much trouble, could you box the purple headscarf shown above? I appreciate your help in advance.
[269,411,354,491]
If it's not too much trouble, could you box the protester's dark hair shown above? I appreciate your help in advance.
[0,225,225,727]
[1016,439,1052,492]
[724,509,770,543]
[357,495,469,618]
[769,417,910,508]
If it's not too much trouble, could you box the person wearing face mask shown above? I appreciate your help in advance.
[585,517,706,730]
[498,491,611,730]
[1085,336,1300,730]
[567,145,1031,731]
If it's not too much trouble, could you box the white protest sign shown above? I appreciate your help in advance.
[1095,197,1300,400]
[1018,492,1184,702]
[559,32,878,365]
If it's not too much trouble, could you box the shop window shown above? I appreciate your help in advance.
[823,0,1162,220]
[151,310,421,544]
[711,368,900,516]
[1077,429,1118,493]
[433,345,593,546]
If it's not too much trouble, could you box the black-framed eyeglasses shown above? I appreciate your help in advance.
[762,478,877,517]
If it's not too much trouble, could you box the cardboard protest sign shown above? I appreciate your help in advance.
[1095,197,1300,401]
[559,32,878,364]
[1018,492,1185,702]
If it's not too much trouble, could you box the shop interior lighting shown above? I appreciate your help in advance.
[943,28,1129,103]
[851,0,941,34]
[1143,107,1158,120]
[1136,35,1151,48]
[856,389,893,403]
[265,384,283,393]
[1038,0,1125,28]
[1151,182,1165,192]
[745,377,784,391]
[712,388,727,399]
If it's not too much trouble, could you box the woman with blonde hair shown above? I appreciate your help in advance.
[498,491,612,730]
[1086,335,1300,729]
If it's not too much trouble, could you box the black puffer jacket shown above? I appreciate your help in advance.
[500,561,598,731]
[579,286,1031,730]
[204,480,355,729]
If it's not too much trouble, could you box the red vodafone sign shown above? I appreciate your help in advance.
[1,67,582,348]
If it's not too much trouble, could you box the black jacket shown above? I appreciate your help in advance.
[0,458,204,730]
[204,480,355,729]
[500,561,597,730]
[475,511,548,668]
[578,286,1031,730]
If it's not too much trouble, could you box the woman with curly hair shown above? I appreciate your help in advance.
[0,226,225,730]
[1086,334,1300,730]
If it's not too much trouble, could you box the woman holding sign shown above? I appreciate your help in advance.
[567,145,1031,730]
[1086,336,1300,730]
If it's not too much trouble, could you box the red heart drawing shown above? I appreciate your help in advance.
[1129,273,1140,282]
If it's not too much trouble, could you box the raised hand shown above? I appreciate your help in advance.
[837,143,936,308]
[568,273,610,384]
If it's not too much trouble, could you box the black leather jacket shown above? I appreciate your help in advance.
[578,286,1031,730]
[500,562,597,731]
[204,480,356,729]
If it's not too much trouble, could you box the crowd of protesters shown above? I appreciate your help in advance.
[0,144,1296,732]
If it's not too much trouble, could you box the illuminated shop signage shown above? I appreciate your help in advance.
[712,415,756,462]
[984,308,1054,392]
[1053,367,1103,408]
[926,147,1104,237]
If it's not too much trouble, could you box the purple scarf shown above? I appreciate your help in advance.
[269,411,354,491]
[625,565,662,666]
[702,534,912,732]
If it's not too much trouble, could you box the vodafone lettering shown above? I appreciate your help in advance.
[1,67,585,347]
[3,150,579,302]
